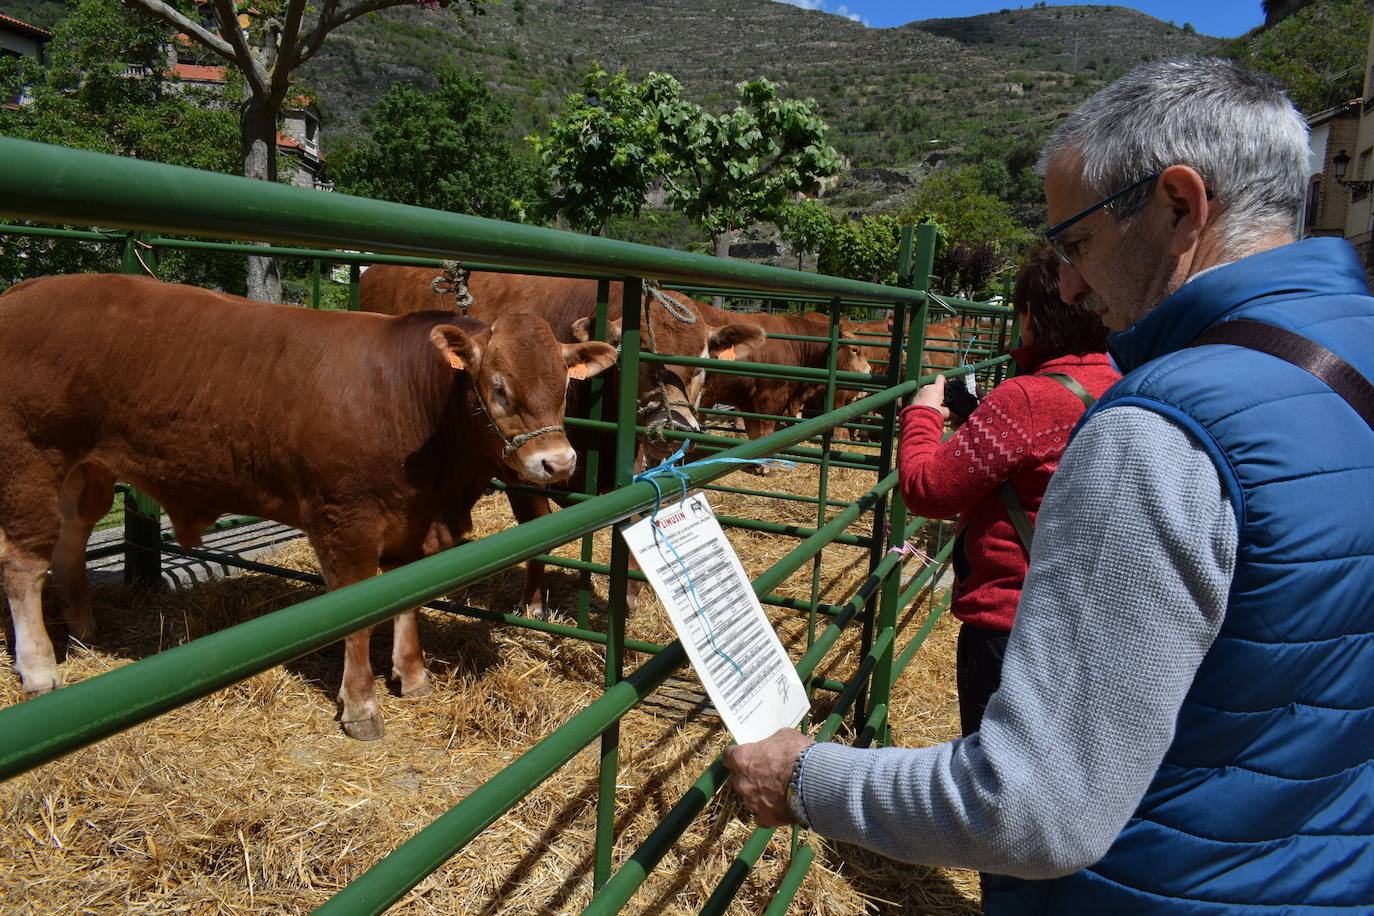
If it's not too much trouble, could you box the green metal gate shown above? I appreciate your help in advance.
[0,136,1012,913]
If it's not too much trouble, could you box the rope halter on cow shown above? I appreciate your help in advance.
[433,259,475,314]
[467,378,565,457]
[640,280,702,440]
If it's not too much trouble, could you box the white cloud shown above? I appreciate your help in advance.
[773,0,870,24]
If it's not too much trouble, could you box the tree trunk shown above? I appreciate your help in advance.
[241,94,282,303]
[712,230,734,259]
[710,230,735,307]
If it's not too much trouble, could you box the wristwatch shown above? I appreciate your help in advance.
[785,745,812,825]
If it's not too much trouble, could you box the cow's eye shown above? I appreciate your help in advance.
[489,378,510,411]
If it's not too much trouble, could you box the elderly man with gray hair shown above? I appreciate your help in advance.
[725,57,1374,912]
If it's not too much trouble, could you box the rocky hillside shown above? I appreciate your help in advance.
[300,0,1221,168]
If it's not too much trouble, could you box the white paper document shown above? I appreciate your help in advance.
[619,492,809,744]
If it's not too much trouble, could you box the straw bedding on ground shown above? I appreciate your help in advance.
[0,450,979,915]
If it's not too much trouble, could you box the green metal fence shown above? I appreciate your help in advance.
[0,136,1012,913]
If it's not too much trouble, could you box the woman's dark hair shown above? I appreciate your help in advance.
[1012,245,1110,355]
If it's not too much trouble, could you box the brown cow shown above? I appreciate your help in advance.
[359,266,766,465]
[690,304,872,465]
[802,313,1005,439]
[358,265,766,615]
[0,274,616,740]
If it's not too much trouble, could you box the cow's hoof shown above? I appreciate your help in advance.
[401,680,434,699]
[20,672,59,696]
[342,714,386,741]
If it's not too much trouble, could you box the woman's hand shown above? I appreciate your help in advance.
[912,374,951,421]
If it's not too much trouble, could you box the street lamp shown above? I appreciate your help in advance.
[1332,150,1374,196]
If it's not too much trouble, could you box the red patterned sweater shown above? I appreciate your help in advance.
[898,347,1120,632]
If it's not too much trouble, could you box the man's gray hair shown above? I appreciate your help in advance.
[1037,57,1309,255]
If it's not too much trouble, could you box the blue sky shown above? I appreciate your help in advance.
[773,1,1266,38]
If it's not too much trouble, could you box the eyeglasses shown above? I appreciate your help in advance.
[1045,173,1159,267]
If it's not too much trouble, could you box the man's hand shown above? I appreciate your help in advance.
[912,375,951,421]
[722,727,816,827]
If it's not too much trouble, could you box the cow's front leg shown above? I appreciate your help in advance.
[315,533,393,740]
[338,626,385,740]
[4,546,59,695]
[506,490,553,619]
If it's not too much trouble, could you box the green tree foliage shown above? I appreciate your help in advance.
[1229,0,1373,114]
[529,67,678,234]
[815,213,900,285]
[532,68,842,253]
[777,198,832,269]
[896,166,1034,263]
[657,77,843,257]
[0,0,242,289]
[327,68,538,222]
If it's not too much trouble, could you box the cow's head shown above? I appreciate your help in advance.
[835,318,875,377]
[430,313,617,484]
[572,291,765,468]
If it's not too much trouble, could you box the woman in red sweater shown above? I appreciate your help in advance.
[900,246,1120,735]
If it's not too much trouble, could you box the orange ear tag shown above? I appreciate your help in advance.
[568,364,589,380]
[446,353,466,370]
[717,347,736,361]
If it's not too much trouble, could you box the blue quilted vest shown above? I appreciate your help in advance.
[986,238,1374,914]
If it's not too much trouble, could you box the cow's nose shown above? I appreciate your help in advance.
[541,449,576,481]
[672,406,701,432]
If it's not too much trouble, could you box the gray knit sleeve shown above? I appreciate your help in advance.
[799,406,1237,878]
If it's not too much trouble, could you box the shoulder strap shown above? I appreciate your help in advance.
[998,483,1038,553]
[1040,371,1096,409]
[998,371,1099,553]
[1188,319,1374,433]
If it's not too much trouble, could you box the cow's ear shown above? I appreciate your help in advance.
[429,325,481,372]
[709,323,765,362]
[571,316,623,347]
[562,341,618,380]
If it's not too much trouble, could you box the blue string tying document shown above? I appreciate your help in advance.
[629,441,797,678]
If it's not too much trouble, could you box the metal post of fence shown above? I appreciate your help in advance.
[866,223,938,742]
[577,279,612,631]
[593,277,642,889]
[348,262,360,310]
[118,231,164,588]
[807,297,845,657]
[999,273,1018,385]
[852,226,916,731]
[310,258,321,308]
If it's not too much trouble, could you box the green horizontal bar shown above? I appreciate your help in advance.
[0,138,926,304]
[645,351,876,385]
[712,513,871,549]
[0,447,775,780]
[422,599,666,659]
[697,482,843,509]
[0,222,122,241]
[160,542,325,586]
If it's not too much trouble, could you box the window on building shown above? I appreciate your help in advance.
[1304,176,1320,233]
[1358,148,1373,201]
